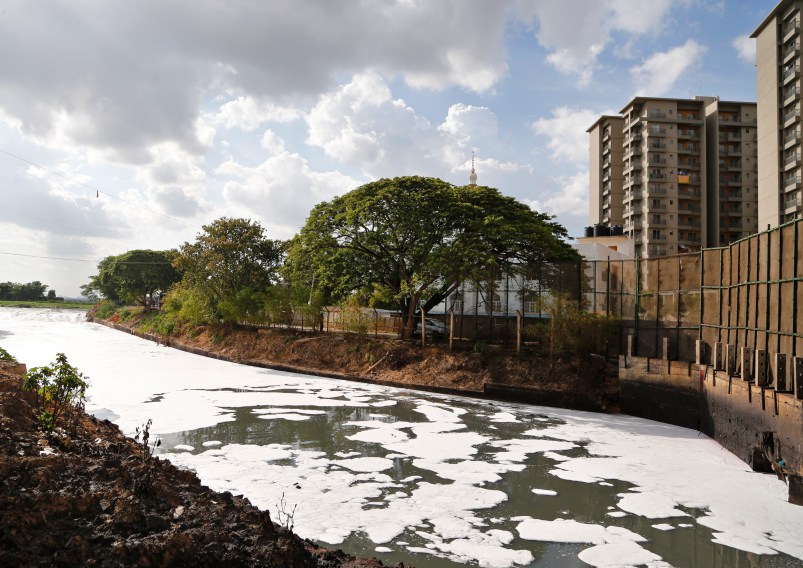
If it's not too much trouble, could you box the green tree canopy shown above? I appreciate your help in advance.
[0,281,50,301]
[173,217,284,323]
[285,176,578,338]
[82,249,180,307]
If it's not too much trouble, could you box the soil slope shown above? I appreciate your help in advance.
[0,362,398,567]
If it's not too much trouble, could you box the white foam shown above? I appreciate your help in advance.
[652,523,674,531]
[374,546,392,553]
[531,489,557,496]
[577,541,662,567]
[515,517,645,545]
[332,457,394,473]
[173,444,194,452]
[202,441,222,447]
[617,491,689,519]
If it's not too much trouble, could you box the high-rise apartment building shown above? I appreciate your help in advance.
[620,97,708,258]
[752,0,803,227]
[588,97,759,258]
[704,99,759,244]
[587,116,625,227]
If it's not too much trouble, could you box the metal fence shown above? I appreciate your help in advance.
[582,217,803,364]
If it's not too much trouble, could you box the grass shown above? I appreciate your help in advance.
[0,300,92,310]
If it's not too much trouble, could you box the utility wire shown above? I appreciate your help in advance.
[0,251,174,265]
[0,147,196,228]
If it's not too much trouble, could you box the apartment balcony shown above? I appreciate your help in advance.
[648,184,667,194]
[783,63,800,85]
[649,141,667,151]
[648,156,667,165]
[624,133,642,144]
[784,86,801,107]
[784,152,801,170]
[725,190,743,200]
[784,174,801,188]
[784,41,800,63]
[648,172,666,180]
[785,108,801,128]
[647,127,668,137]
[677,143,699,154]
[676,114,701,124]
[677,219,699,230]
[678,204,701,214]
[678,187,700,198]
[783,20,800,43]
[678,129,700,139]
[643,110,667,120]
[785,192,802,212]
[678,161,701,170]
[602,128,611,142]
[650,219,667,226]
[727,161,742,171]
[784,129,799,149]
[650,202,667,211]
[624,147,642,160]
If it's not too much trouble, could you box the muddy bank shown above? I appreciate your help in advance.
[0,362,398,567]
[90,311,619,413]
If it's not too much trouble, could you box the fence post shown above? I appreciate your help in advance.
[741,347,752,381]
[634,255,640,357]
[449,309,455,351]
[516,309,522,354]
[421,308,427,347]
[606,256,611,319]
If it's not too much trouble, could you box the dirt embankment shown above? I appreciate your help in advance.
[94,310,619,413]
[0,362,399,567]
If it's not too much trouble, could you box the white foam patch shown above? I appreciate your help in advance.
[257,413,316,421]
[202,441,222,447]
[542,451,572,462]
[617,491,689,519]
[607,511,628,518]
[332,457,394,473]
[532,489,557,496]
[652,523,675,531]
[491,439,576,463]
[413,458,525,484]
[515,517,645,545]
[173,444,194,452]
[549,468,601,484]
[375,546,392,553]
[489,412,518,423]
[577,541,662,567]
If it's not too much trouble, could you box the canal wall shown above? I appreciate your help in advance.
[620,354,803,504]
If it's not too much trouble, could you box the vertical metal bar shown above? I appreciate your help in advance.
[677,254,682,361]
[717,248,725,343]
[766,228,771,357]
[777,226,784,355]
[699,249,705,341]
[634,255,640,355]
[593,259,598,312]
[504,271,510,347]
[736,240,742,349]
[794,222,799,358]
[745,235,752,352]
[655,257,661,358]
[606,256,611,319]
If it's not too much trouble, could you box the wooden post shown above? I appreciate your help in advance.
[449,309,455,352]
[421,308,427,347]
[516,309,522,354]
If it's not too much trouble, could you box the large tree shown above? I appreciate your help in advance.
[173,217,284,323]
[285,176,579,338]
[82,250,180,307]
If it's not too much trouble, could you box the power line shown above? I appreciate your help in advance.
[0,147,196,228]
[0,251,174,265]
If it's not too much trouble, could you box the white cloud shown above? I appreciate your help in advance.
[732,35,756,65]
[631,39,707,96]
[522,0,686,86]
[527,171,588,219]
[213,96,303,131]
[531,107,602,165]
[216,153,357,237]
[260,130,287,155]
[135,142,209,218]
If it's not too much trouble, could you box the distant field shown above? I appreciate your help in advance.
[0,300,93,310]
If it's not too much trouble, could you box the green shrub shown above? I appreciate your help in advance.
[95,299,118,320]
[23,353,88,434]
[0,346,16,362]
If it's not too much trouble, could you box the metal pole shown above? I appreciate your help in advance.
[794,221,799,358]
[606,256,611,319]
[634,255,640,356]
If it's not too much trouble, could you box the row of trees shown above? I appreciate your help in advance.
[0,281,59,301]
[84,176,579,339]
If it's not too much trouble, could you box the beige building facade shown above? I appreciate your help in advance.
[752,0,803,228]
[620,97,709,258]
[587,116,625,227]
[703,100,759,245]
[588,97,759,258]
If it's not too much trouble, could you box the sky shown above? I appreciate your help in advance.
[0,0,777,297]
